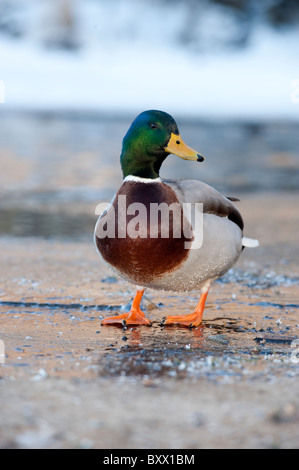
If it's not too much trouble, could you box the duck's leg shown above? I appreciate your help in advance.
[101,288,152,326]
[163,289,209,327]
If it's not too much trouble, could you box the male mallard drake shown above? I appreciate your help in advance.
[94,110,258,327]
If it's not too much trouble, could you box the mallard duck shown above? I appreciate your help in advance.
[94,110,258,327]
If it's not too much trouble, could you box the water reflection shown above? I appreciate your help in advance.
[0,208,95,239]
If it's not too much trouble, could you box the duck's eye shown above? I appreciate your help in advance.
[149,122,158,129]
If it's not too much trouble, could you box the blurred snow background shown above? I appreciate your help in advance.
[0,0,299,119]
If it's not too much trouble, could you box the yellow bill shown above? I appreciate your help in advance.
[164,133,204,162]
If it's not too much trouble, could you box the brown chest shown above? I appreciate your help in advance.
[95,181,193,285]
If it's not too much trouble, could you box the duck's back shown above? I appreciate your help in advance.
[163,178,244,232]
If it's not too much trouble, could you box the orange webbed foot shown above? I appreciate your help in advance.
[162,312,203,328]
[101,288,152,326]
[101,310,152,326]
[162,290,209,328]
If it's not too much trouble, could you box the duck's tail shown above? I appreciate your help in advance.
[242,236,259,248]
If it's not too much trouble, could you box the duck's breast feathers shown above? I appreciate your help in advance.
[94,179,193,284]
[163,178,244,232]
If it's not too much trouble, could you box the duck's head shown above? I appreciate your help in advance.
[120,110,204,179]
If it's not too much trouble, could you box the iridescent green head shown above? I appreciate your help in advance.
[120,110,204,179]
